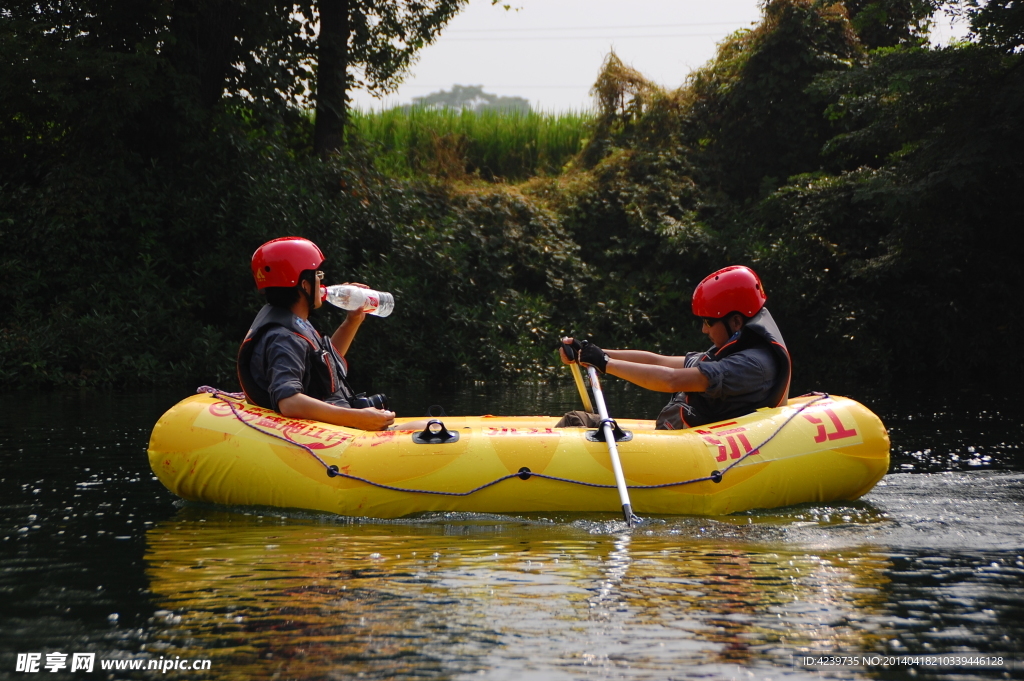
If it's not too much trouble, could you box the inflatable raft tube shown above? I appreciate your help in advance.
[147,392,889,518]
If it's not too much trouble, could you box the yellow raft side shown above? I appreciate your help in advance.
[147,393,890,518]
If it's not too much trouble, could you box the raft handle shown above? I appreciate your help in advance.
[585,419,632,443]
[413,419,460,444]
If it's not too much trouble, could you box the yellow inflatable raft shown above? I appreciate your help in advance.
[148,391,889,519]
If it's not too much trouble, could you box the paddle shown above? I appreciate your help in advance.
[585,366,640,528]
[569,362,595,413]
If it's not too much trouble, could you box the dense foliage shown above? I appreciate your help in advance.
[2,0,1021,397]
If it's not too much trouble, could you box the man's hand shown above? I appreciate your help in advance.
[558,337,582,365]
[341,282,370,322]
[357,407,395,431]
[579,341,609,374]
[331,281,372,355]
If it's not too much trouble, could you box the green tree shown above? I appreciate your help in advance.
[0,1,479,160]
[312,0,474,155]
[964,0,1024,50]
[842,0,937,48]
[0,0,310,173]
[684,0,862,200]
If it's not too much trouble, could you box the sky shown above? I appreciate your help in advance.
[348,0,970,113]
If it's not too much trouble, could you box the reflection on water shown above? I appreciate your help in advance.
[134,497,1024,680]
[142,509,902,679]
[1,387,1023,679]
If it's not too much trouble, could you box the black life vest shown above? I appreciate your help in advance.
[236,304,355,410]
[659,307,792,429]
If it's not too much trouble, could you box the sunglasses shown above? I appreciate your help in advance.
[702,317,721,327]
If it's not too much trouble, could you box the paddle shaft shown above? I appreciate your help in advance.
[586,366,636,527]
[570,362,595,413]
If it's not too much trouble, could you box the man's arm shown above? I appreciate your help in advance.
[331,309,365,356]
[605,349,689,369]
[559,338,688,368]
[278,392,395,430]
[330,282,373,355]
[605,359,710,394]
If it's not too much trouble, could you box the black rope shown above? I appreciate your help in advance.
[196,387,830,497]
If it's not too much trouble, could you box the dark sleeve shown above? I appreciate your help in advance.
[258,328,311,411]
[696,347,776,400]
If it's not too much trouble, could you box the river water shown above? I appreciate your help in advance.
[1,385,1022,680]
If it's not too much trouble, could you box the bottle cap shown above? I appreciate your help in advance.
[320,285,327,303]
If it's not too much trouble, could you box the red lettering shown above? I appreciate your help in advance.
[730,434,744,459]
[736,432,759,457]
[701,426,758,462]
[256,416,285,430]
[701,435,728,462]
[368,431,396,447]
[323,431,351,444]
[484,427,557,436]
[281,422,311,439]
[824,408,858,439]
[209,402,233,417]
[802,407,858,443]
[208,401,260,423]
[235,404,262,421]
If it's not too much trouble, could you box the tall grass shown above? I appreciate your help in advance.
[350,107,594,181]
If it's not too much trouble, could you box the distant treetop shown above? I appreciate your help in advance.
[410,85,531,113]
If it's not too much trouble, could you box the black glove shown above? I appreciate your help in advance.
[559,337,582,362]
[579,340,609,374]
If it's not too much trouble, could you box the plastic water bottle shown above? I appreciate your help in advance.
[321,284,395,317]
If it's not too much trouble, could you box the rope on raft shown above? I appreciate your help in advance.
[197,386,830,496]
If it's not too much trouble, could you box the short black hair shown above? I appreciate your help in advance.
[264,286,300,308]
[723,311,749,330]
[263,270,318,308]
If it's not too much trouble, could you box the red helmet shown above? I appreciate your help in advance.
[250,237,324,290]
[692,265,767,318]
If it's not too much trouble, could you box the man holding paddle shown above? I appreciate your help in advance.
[559,265,791,429]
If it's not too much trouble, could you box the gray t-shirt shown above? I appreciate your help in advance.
[249,318,350,412]
[657,345,779,429]
[692,346,777,400]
